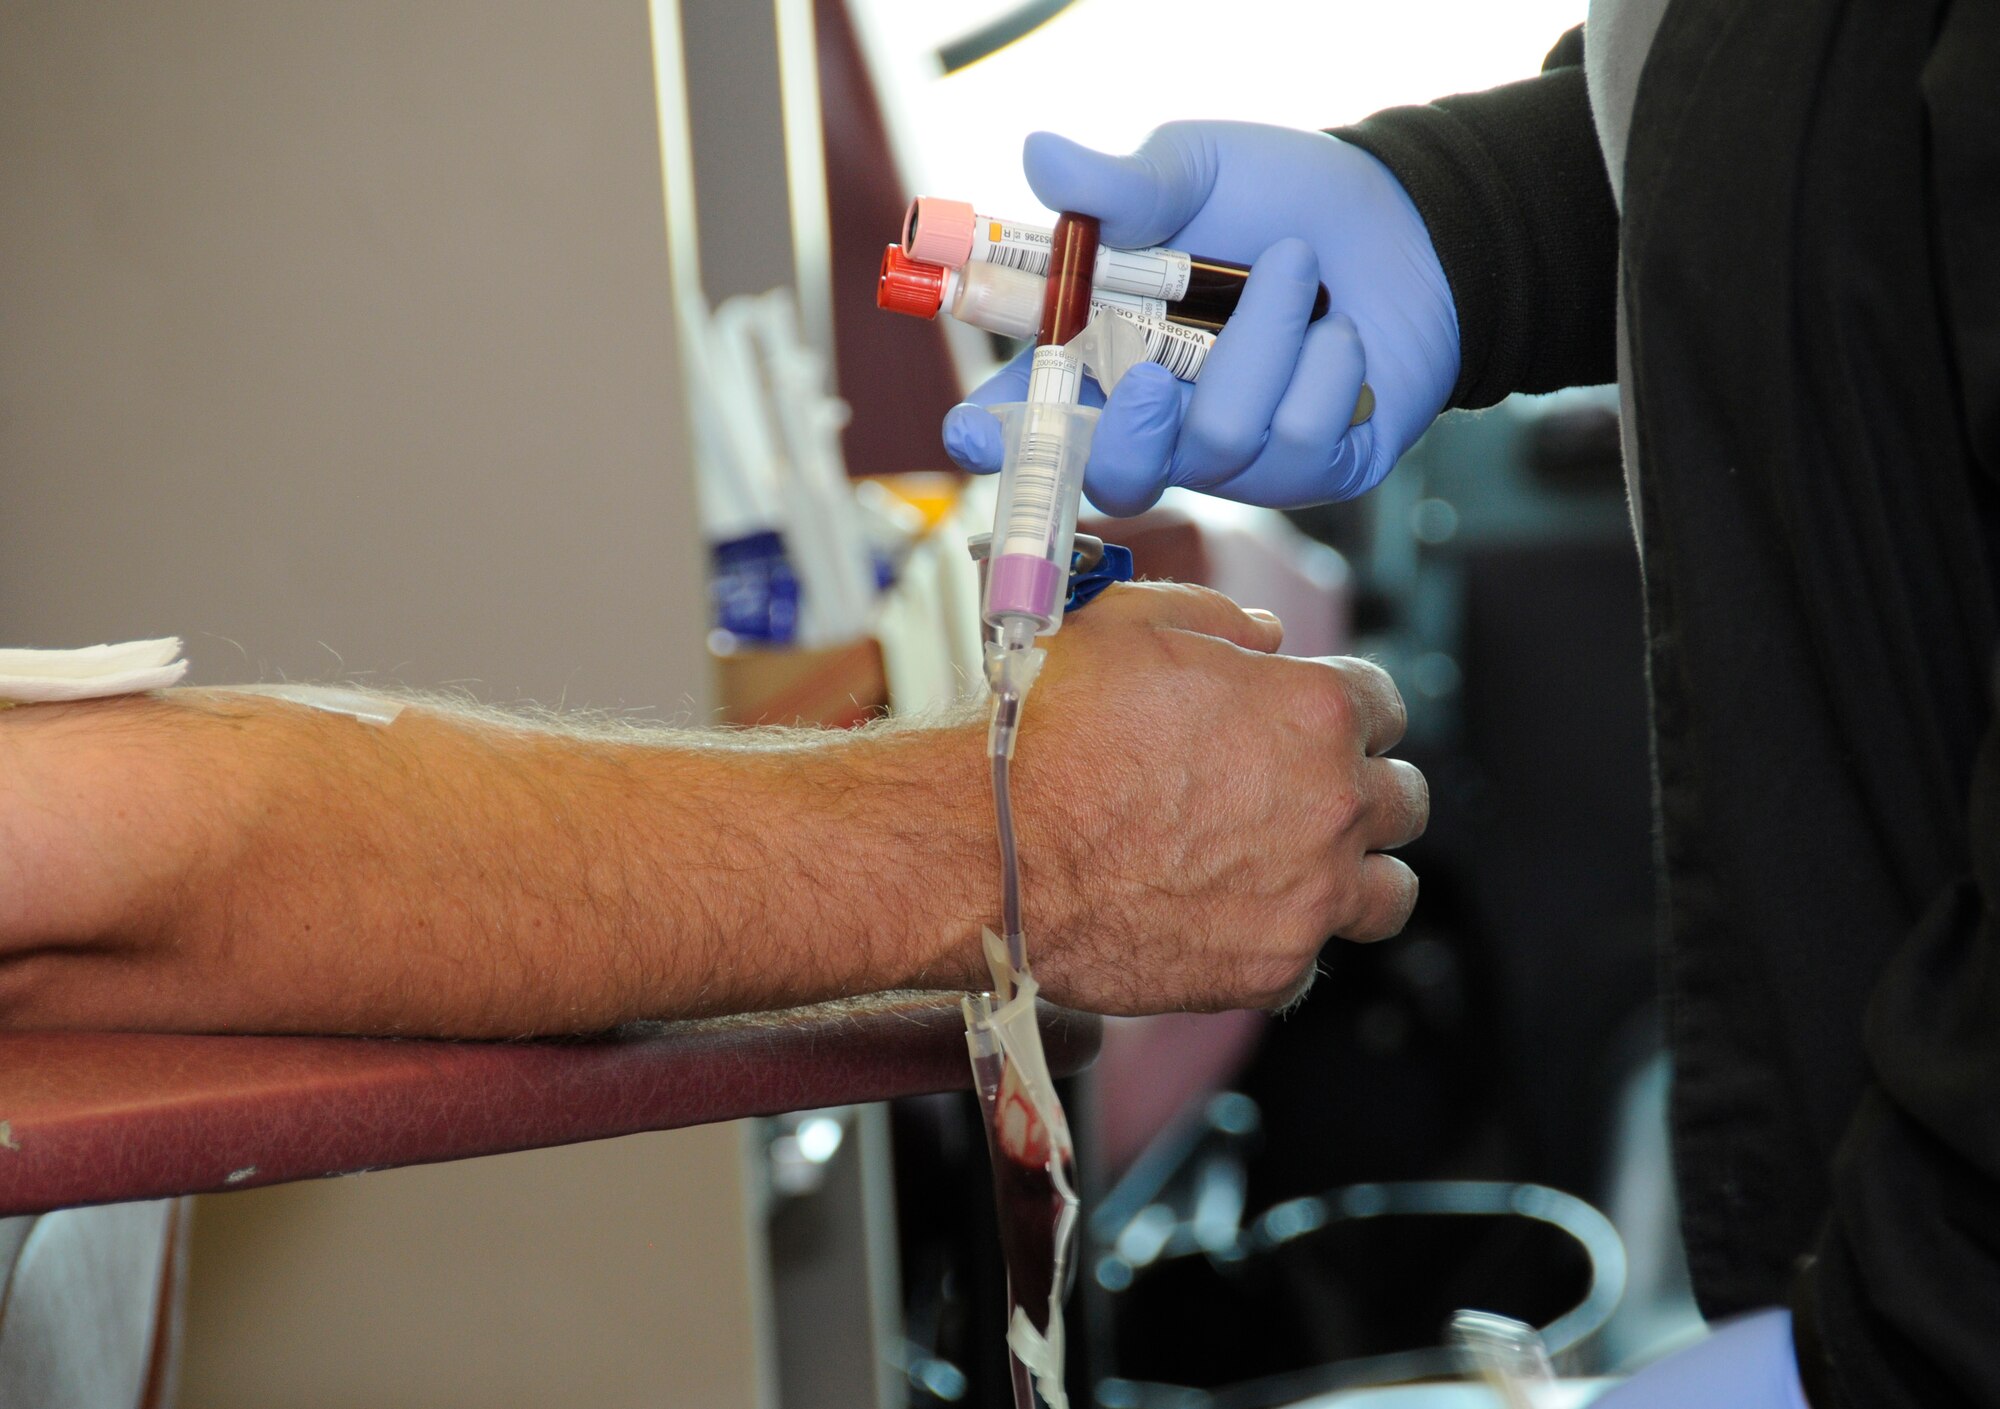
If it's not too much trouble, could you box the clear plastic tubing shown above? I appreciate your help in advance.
[985,212,1102,646]
[906,195,1330,333]
[879,244,1214,381]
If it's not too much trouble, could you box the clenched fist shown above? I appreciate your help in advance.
[997,581,1427,1014]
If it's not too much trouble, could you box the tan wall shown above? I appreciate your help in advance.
[179,1128,766,1409]
[0,0,710,710]
[0,3,766,1405]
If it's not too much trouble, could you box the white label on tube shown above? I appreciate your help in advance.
[1003,347,1083,558]
[1097,246,1191,301]
[971,214,1194,303]
[1091,287,1170,320]
[1024,344,1082,405]
[972,218,1055,274]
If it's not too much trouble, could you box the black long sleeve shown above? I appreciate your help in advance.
[1330,32,1619,409]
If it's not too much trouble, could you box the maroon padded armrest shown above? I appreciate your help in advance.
[0,994,1098,1217]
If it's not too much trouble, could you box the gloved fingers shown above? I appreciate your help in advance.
[961,345,1036,410]
[1082,363,1190,517]
[943,346,1108,475]
[1167,237,1321,492]
[1023,125,1216,250]
[1208,312,1379,507]
[942,347,1032,473]
[942,404,1008,475]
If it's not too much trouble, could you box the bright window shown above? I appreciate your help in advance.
[856,0,1588,223]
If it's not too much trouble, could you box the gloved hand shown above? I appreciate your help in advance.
[1593,1309,1812,1408]
[942,122,1459,515]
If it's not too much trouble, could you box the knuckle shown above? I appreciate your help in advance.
[1297,664,1358,735]
[1383,758,1430,839]
[1338,656,1406,739]
[1263,420,1339,482]
[1321,858,1419,945]
[1395,876,1421,931]
[1264,410,1344,470]
[1340,654,1402,707]
[1267,400,1343,461]
[1371,862,1421,941]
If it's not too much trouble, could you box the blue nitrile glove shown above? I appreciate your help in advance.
[942,122,1459,515]
[1593,1309,1812,1409]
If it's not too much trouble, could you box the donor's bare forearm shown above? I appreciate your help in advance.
[0,691,991,1036]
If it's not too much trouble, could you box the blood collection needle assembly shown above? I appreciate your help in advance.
[906,194,1374,1408]
[959,210,1107,1409]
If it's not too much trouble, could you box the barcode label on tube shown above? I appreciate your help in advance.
[1109,309,1214,382]
[1001,424,1065,555]
[990,243,1052,276]
[974,216,1193,301]
[1025,346,1081,405]
[975,219,1054,277]
[1004,438,1063,551]
[1001,349,1084,557]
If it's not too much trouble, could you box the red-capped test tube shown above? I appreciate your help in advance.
[983,213,1103,648]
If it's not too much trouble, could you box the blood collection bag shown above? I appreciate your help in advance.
[966,930,1080,1409]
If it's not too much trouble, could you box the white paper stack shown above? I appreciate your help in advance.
[0,639,189,703]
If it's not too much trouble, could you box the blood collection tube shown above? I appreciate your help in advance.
[983,213,1101,639]
[1036,212,1098,346]
[878,245,1215,381]
[906,196,1331,332]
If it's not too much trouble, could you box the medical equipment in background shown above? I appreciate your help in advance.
[1083,1083,1625,1407]
[904,197,1331,332]
[690,288,882,649]
[1450,1310,1556,1409]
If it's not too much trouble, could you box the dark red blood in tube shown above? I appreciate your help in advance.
[1176,256,1334,332]
[1036,213,1101,348]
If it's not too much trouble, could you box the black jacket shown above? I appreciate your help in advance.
[1337,3,2000,1404]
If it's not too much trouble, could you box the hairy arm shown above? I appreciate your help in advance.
[0,584,1428,1036]
[0,691,994,1036]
